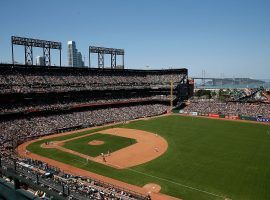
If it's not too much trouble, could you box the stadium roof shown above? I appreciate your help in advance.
[0,178,40,200]
[0,63,188,74]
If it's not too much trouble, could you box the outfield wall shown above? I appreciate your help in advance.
[179,110,270,123]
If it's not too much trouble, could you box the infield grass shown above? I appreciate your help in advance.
[27,115,270,200]
[63,133,136,157]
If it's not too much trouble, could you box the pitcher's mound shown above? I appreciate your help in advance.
[143,183,161,193]
[88,140,104,146]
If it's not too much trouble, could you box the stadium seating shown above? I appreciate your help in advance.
[0,64,189,200]
[183,100,270,118]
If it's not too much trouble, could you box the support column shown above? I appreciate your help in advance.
[43,47,51,66]
[14,178,20,190]
[11,43,14,65]
[98,52,104,68]
[111,53,116,69]
[25,45,33,65]
[62,185,66,197]
[13,159,17,172]
[60,49,62,67]
[36,174,39,185]
[122,54,124,68]
[89,48,91,68]
[0,155,2,177]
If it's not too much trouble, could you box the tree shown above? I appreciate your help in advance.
[195,89,212,99]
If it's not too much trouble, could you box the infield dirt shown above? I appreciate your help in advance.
[17,126,177,200]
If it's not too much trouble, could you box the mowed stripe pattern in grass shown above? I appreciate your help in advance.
[27,115,270,200]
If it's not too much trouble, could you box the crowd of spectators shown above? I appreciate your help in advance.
[0,95,173,114]
[0,103,169,199]
[183,100,270,118]
[0,66,185,94]
[0,103,168,152]
[0,65,175,199]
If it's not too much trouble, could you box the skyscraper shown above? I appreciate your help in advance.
[36,56,45,66]
[77,52,84,67]
[67,41,84,67]
[67,41,77,67]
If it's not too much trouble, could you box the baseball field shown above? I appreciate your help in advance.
[20,115,270,200]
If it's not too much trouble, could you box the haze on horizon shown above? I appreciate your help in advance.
[0,0,270,79]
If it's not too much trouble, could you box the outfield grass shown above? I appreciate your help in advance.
[63,133,136,157]
[27,115,270,200]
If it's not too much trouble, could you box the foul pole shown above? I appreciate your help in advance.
[170,80,173,111]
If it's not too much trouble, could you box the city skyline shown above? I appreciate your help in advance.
[0,0,270,78]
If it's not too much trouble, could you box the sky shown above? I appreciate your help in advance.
[0,0,270,79]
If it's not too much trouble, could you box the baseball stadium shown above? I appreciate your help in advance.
[2,1,270,199]
[1,56,270,200]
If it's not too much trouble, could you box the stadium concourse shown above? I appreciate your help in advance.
[0,64,189,200]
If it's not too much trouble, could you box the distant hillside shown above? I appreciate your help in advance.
[206,78,265,86]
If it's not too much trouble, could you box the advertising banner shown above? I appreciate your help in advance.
[209,113,219,118]
[256,118,270,123]
[239,115,257,121]
[225,116,239,120]
[191,112,198,116]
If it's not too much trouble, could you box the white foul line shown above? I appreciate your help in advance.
[127,168,226,199]
[41,145,227,199]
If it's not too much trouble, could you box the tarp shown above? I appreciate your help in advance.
[219,114,225,118]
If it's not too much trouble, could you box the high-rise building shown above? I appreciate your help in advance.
[77,52,84,67]
[67,41,77,67]
[36,56,45,66]
[67,41,84,67]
